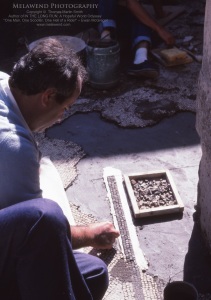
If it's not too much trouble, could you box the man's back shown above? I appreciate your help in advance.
[0,78,42,208]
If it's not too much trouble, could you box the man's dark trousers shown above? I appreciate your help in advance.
[0,198,108,300]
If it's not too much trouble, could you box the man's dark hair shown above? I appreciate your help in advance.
[9,38,86,103]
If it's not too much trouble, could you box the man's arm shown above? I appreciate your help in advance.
[71,222,120,249]
[125,0,175,46]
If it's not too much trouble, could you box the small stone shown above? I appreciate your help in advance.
[131,179,136,185]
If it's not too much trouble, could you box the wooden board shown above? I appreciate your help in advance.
[124,170,184,218]
[151,48,193,67]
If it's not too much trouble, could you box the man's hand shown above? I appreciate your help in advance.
[86,222,120,249]
[71,222,120,250]
[157,26,175,46]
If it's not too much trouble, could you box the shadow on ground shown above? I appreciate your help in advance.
[47,111,199,157]
[184,221,211,294]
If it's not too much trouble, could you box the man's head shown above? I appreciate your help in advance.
[9,38,86,132]
[10,37,86,103]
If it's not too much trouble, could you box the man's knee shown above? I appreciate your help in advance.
[24,198,68,234]
[94,256,109,284]
[3,198,68,240]
[86,255,109,300]
[74,251,109,299]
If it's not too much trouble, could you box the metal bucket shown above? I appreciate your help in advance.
[164,281,198,300]
[86,39,120,89]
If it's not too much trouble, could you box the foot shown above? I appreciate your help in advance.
[127,60,159,79]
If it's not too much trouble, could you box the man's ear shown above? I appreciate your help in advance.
[41,88,57,108]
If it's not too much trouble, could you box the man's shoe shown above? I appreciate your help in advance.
[127,60,159,79]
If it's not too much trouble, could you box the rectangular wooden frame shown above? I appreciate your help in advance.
[124,170,184,218]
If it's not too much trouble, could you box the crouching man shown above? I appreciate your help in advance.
[0,38,120,300]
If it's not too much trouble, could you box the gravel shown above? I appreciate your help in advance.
[130,176,177,210]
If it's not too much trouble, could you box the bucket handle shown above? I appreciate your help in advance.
[87,32,113,53]
[100,33,111,41]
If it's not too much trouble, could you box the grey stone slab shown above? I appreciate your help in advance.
[47,111,211,295]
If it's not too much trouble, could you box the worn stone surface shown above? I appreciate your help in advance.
[0,1,205,131]
[59,0,205,128]
[47,111,211,296]
[34,132,85,189]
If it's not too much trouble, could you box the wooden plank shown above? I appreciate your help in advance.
[165,170,184,209]
[124,173,140,215]
[132,204,182,218]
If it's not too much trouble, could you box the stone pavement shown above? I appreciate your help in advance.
[47,111,211,298]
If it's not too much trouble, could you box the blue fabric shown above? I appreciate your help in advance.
[0,198,108,300]
[0,78,42,208]
[98,0,152,47]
